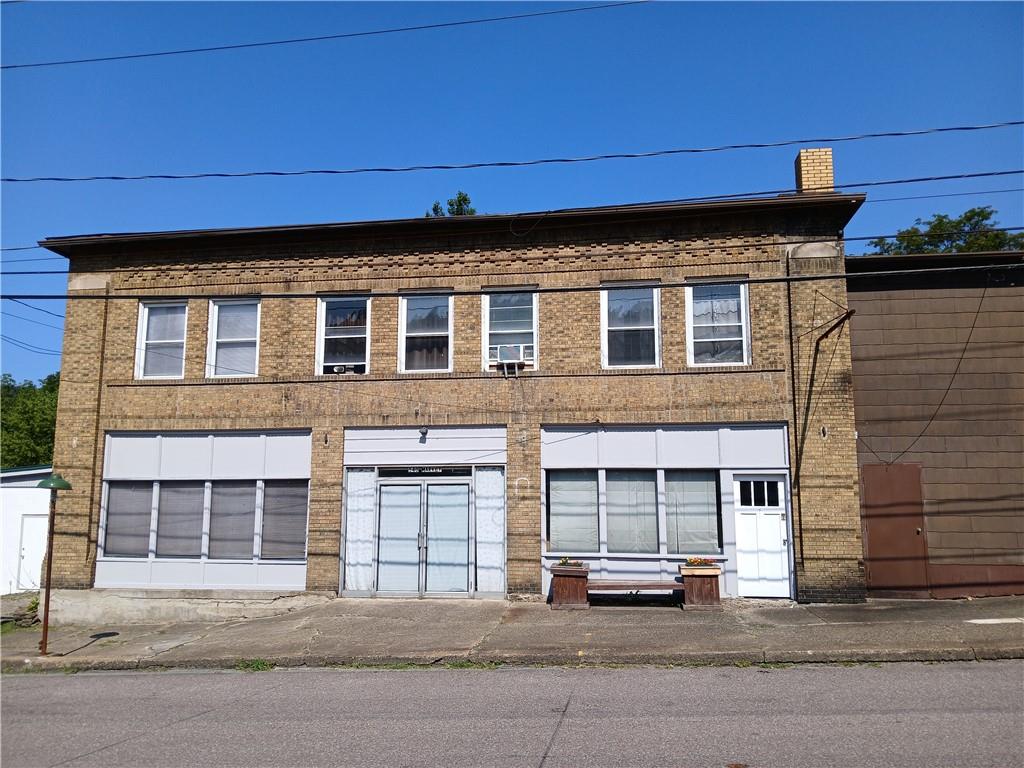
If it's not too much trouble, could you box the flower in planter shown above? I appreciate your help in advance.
[557,556,585,568]
[686,557,717,567]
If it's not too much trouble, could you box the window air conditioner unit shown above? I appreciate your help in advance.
[496,345,525,364]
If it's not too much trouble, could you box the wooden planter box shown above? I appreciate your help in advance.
[678,566,723,610]
[550,566,590,610]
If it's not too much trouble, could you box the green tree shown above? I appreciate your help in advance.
[426,191,477,217]
[1,372,60,468]
[868,206,1024,255]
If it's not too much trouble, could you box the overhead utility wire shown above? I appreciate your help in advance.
[2,260,1019,302]
[5,185,1023,263]
[3,123,1021,183]
[0,1,647,70]
[5,297,65,318]
[4,225,1022,276]
[1,310,63,330]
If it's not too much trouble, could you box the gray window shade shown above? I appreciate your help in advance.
[606,470,658,553]
[209,481,256,559]
[104,482,153,557]
[547,470,599,552]
[156,482,205,558]
[607,288,657,366]
[666,470,721,554]
[261,480,309,560]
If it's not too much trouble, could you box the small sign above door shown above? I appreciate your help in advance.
[378,466,473,478]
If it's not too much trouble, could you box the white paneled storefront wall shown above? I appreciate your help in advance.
[342,426,507,598]
[97,431,312,590]
[540,424,791,598]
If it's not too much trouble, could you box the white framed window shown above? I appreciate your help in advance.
[399,294,453,373]
[601,286,660,368]
[481,291,538,370]
[135,302,187,379]
[101,478,309,562]
[316,297,370,375]
[686,283,750,366]
[206,299,260,378]
[544,467,724,557]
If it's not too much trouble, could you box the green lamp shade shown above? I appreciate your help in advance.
[37,473,72,491]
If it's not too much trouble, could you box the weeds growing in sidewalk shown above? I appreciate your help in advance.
[235,659,274,672]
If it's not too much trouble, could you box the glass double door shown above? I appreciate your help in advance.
[377,482,470,594]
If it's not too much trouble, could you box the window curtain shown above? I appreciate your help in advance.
[605,470,658,553]
[260,480,309,560]
[208,481,256,559]
[665,470,721,554]
[343,469,376,591]
[104,482,153,557]
[155,482,204,558]
[547,470,599,552]
[475,467,506,593]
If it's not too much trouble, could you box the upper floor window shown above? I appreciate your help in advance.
[602,286,660,368]
[482,291,537,369]
[686,283,750,366]
[317,297,370,375]
[207,299,260,377]
[400,294,452,372]
[136,302,187,379]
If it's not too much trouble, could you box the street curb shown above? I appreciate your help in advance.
[4,646,1022,673]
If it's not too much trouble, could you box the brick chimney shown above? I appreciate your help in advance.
[794,148,834,193]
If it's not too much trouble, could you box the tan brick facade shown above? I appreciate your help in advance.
[46,186,867,602]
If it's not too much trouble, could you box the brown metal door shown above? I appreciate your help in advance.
[861,463,929,596]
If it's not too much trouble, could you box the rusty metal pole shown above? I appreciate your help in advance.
[38,488,57,656]
[36,473,71,657]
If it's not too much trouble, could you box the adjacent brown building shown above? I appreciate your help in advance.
[42,149,870,618]
[848,251,1024,597]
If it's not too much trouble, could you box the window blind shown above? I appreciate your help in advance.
[547,470,599,552]
[260,480,309,560]
[208,481,256,559]
[606,470,658,553]
[155,482,204,558]
[104,482,153,557]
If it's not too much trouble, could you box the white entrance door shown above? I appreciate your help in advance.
[733,476,791,598]
[18,515,48,590]
[376,481,471,595]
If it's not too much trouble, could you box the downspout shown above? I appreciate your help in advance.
[785,254,804,568]
[86,293,111,583]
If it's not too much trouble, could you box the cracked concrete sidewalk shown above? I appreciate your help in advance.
[2,594,1022,671]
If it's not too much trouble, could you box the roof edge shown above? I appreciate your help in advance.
[41,192,865,256]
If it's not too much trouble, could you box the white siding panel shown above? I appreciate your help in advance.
[105,435,160,479]
[540,428,599,467]
[158,435,212,478]
[265,433,312,478]
[657,428,721,466]
[600,427,658,467]
[211,434,266,478]
[720,426,788,467]
[344,426,507,466]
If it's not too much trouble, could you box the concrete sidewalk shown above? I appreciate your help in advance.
[2,594,1022,671]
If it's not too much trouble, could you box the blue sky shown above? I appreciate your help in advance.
[2,1,1022,382]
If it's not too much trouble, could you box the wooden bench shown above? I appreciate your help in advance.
[586,580,684,605]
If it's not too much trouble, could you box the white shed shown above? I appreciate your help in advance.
[1,465,51,595]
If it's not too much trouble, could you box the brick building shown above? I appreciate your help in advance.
[42,149,867,612]
[848,250,1024,598]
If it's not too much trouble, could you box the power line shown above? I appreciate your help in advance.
[0,245,48,252]
[867,187,1024,204]
[1,334,61,355]
[5,225,1021,276]
[5,297,65,318]
[1,310,63,330]
[1,1,647,71]
[4,124,1022,183]
[1,259,1019,302]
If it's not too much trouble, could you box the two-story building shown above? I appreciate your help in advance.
[42,148,867,618]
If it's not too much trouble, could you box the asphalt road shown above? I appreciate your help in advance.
[2,662,1022,768]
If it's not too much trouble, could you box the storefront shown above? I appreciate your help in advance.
[341,426,506,598]
[540,424,793,599]
[96,431,312,590]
